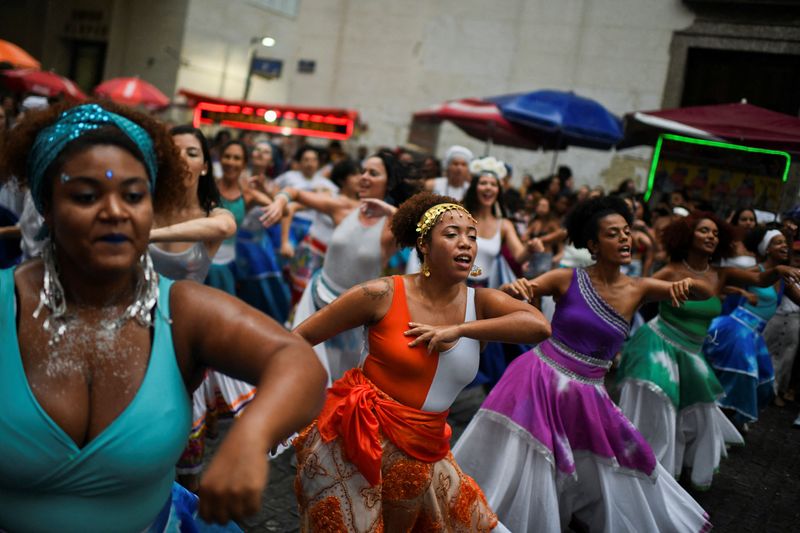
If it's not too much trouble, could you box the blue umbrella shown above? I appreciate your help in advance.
[489,90,623,150]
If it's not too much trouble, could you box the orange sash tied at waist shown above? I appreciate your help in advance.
[316,368,452,486]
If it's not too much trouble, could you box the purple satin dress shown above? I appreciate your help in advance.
[482,267,656,477]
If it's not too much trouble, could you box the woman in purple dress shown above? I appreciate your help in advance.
[453,196,713,533]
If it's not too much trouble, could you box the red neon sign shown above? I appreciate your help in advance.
[192,101,355,140]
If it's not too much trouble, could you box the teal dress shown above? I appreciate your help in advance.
[0,268,189,531]
[703,279,778,424]
[206,194,246,295]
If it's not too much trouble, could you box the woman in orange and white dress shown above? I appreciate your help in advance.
[290,192,551,531]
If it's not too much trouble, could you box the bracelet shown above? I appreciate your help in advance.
[276,191,292,203]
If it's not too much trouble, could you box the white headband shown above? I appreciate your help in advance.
[758,229,783,256]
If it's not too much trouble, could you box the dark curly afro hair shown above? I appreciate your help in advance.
[391,191,459,261]
[0,98,184,216]
[565,196,633,249]
[661,211,735,262]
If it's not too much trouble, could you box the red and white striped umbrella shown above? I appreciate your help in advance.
[413,98,541,150]
[0,69,85,100]
[94,77,170,110]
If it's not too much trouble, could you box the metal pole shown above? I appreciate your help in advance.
[243,46,255,101]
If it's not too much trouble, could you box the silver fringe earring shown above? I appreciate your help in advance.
[33,239,160,346]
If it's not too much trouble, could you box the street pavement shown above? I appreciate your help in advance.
[207,387,800,532]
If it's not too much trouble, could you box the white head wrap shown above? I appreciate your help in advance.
[758,229,783,256]
[444,145,473,168]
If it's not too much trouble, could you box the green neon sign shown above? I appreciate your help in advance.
[643,133,791,203]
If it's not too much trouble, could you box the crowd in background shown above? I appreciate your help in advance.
[2,94,800,531]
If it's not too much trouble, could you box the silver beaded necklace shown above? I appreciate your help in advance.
[33,240,160,346]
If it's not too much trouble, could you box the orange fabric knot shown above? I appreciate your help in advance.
[316,368,452,486]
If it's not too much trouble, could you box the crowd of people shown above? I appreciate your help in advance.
[1,97,800,532]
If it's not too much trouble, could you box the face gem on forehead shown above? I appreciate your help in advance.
[105,170,114,179]
[60,173,71,183]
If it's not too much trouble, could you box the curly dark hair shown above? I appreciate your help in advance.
[661,211,735,262]
[565,196,633,249]
[0,99,184,215]
[462,173,507,218]
[391,191,459,261]
[170,124,220,214]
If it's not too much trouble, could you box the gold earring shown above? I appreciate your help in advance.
[470,265,483,277]
[421,260,431,277]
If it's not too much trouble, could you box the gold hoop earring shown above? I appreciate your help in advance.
[470,265,483,277]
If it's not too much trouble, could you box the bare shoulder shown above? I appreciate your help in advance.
[356,276,395,302]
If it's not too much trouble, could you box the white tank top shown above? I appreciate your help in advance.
[473,220,502,283]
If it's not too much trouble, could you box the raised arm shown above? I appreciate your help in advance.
[170,282,327,524]
[150,208,237,256]
[260,187,349,227]
[501,218,536,264]
[294,276,395,346]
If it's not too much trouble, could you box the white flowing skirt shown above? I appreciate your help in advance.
[453,410,711,533]
[619,381,743,489]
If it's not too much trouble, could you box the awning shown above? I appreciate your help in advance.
[178,89,360,141]
[622,102,800,153]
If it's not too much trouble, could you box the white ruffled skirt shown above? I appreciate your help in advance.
[453,410,711,533]
[619,381,743,489]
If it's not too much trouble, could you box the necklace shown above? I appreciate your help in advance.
[682,259,710,274]
[33,240,160,346]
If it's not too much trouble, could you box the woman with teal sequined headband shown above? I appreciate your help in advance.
[0,101,327,530]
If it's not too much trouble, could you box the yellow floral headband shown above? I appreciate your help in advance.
[415,203,477,239]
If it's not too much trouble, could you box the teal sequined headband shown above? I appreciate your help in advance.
[27,103,158,214]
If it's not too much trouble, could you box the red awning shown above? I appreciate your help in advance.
[178,89,360,141]
[623,102,800,153]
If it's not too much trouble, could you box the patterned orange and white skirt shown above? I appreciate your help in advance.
[293,425,498,532]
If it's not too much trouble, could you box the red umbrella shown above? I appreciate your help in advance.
[622,102,800,153]
[0,69,85,100]
[0,39,40,69]
[94,77,170,110]
[412,98,541,151]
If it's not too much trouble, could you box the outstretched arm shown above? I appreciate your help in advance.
[722,265,800,288]
[639,276,715,307]
[170,282,327,525]
[260,187,348,227]
[499,267,574,302]
[150,209,237,257]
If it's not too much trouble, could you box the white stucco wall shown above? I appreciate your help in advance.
[175,0,696,188]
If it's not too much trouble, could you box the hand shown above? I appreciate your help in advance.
[777,265,800,287]
[259,197,287,228]
[198,423,269,524]
[670,278,693,307]
[245,175,262,190]
[527,237,545,254]
[405,322,462,353]
[280,241,295,259]
[360,198,396,218]
[743,291,759,306]
[500,278,536,302]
